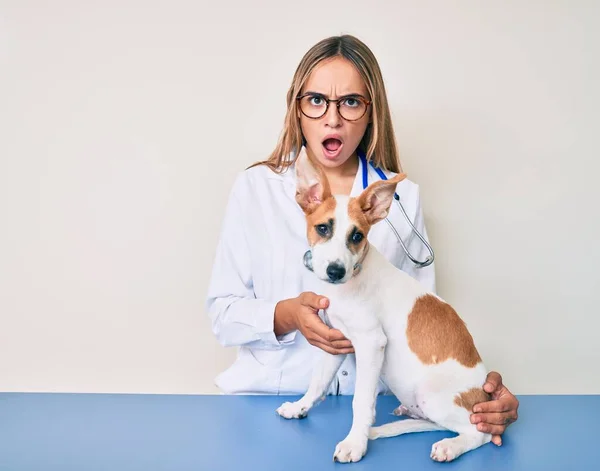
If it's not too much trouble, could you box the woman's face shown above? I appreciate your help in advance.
[298,57,371,171]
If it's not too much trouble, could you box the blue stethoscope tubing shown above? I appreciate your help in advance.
[358,150,435,269]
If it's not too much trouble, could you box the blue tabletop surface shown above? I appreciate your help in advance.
[0,392,597,470]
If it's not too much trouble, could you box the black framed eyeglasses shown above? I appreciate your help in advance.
[296,92,371,121]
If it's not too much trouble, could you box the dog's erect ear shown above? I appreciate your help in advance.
[295,147,331,214]
[358,173,406,224]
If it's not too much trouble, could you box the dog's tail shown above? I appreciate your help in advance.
[369,419,447,440]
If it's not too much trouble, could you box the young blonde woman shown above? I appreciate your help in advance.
[206,34,518,446]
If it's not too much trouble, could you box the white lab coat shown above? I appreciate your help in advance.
[205,155,436,395]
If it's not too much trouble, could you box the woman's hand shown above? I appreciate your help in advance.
[274,292,354,355]
[470,371,519,446]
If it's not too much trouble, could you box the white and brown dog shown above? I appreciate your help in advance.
[276,148,492,463]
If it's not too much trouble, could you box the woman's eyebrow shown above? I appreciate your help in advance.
[304,90,365,98]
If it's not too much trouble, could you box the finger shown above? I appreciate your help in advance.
[310,341,339,355]
[331,339,354,350]
[305,330,344,349]
[328,329,350,342]
[475,423,506,435]
[471,412,517,426]
[483,371,503,394]
[304,318,351,346]
[309,333,354,353]
[473,398,513,414]
[305,315,337,341]
[492,435,502,446]
[312,340,354,355]
[300,292,329,310]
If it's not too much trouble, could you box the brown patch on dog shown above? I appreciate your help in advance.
[306,197,337,246]
[406,294,482,368]
[454,387,491,412]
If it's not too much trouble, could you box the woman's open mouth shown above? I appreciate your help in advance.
[322,137,344,159]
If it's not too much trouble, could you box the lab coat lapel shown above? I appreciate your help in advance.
[281,161,304,215]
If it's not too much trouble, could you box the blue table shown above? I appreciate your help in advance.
[0,393,597,470]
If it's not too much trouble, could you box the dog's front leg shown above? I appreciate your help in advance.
[276,350,346,419]
[333,328,386,463]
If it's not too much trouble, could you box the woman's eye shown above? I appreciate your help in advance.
[344,98,359,107]
[310,96,324,106]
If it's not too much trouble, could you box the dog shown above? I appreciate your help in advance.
[275,148,492,463]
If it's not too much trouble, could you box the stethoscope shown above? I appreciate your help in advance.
[358,149,435,269]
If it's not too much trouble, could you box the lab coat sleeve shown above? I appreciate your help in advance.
[397,185,437,294]
[205,173,297,350]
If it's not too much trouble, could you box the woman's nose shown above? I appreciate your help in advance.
[324,103,342,127]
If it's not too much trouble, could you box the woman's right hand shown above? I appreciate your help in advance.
[274,292,354,355]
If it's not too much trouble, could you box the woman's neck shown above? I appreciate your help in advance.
[322,153,359,195]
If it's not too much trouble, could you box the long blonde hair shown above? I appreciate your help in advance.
[249,34,403,174]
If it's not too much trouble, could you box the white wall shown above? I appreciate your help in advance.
[1,1,598,395]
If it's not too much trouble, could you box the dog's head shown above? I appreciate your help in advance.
[295,147,406,284]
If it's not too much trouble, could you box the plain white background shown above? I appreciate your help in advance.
[1,1,598,395]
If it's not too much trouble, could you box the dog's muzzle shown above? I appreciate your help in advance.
[303,250,313,272]
[303,249,363,276]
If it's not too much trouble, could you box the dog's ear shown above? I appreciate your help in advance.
[295,147,331,214]
[358,173,406,224]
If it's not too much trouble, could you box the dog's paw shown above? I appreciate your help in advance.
[276,401,308,419]
[333,436,368,463]
[430,438,458,462]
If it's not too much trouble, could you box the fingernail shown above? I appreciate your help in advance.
[477,424,485,432]
[471,415,479,424]
[474,406,482,413]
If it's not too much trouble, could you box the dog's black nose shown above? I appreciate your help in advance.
[326,263,346,282]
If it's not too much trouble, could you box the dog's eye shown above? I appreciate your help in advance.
[316,224,330,236]
[351,232,364,243]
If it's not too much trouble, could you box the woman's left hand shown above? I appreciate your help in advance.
[470,371,519,446]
